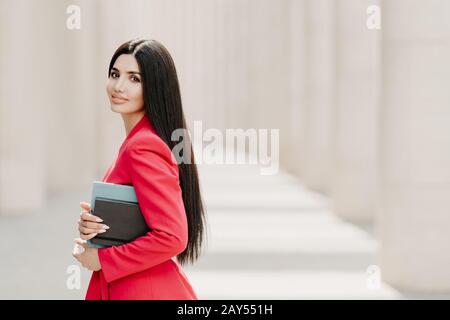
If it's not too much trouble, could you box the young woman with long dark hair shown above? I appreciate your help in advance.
[72,39,207,300]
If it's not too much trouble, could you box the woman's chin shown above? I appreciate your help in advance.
[111,104,125,113]
[110,104,142,114]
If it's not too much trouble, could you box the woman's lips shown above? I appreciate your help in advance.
[112,96,129,104]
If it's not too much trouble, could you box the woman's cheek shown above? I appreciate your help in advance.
[131,89,144,109]
[105,79,113,93]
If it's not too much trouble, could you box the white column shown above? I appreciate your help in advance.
[45,0,97,192]
[215,0,227,131]
[301,0,336,194]
[247,0,290,160]
[379,0,450,292]
[332,0,381,222]
[233,0,250,130]
[286,0,307,177]
[0,0,46,214]
[177,0,205,130]
[202,0,219,130]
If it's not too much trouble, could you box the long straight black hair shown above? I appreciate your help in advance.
[108,39,207,266]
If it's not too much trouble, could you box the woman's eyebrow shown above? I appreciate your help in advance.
[111,67,141,75]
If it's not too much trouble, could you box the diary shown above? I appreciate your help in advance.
[86,181,150,248]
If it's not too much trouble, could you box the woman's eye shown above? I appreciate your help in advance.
[111,72,118,78]
[131,76,140,82]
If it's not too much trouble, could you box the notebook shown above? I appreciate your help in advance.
[89,197,151,247]
[86,181,150,248]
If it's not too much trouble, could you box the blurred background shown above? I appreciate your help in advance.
[0,0,449,299]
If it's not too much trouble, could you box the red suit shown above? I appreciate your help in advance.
[85,114,198,300]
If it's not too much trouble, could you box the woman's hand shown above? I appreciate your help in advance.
[72,238,102,271]
[78,201,109,240]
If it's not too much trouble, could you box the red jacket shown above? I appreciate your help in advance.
[85,114,198,300]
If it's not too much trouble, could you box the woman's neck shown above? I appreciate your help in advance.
[122,111,145,136]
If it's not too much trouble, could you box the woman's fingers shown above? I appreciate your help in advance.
[79,225,106,235]
[79,225,96,235]
[80,232,98,241]
[73,238,87,258]
[79,202,92,212]
[78,219,109,231]
[80,212,103,223]
[74,238,88,249]
[77,201,105,241]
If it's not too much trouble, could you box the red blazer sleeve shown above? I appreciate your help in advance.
[97,134,188,283]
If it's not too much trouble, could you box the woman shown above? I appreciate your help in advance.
[72,39,207,300]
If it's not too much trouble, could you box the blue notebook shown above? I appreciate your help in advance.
[86,181,139,248]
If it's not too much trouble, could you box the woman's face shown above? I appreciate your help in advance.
[106,54,144,114]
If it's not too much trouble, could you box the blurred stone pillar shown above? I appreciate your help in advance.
[0,0,46,214]
[379,0,450,292]
[203,0,221,130]
[286,0,307,177]
[332,0,380,223]
[233,0,250,130]
[181,0,198,128]
[247,0,290,166]
[194,0,215,130]
[302,0,336,194]
[225,0,248,130]
[214,0,227,131]
[46,0,98,193]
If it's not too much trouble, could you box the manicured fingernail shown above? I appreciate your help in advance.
[96,218,103,222]
[103,225,110,230]
[98,229,106,233]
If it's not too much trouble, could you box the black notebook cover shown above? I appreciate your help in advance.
[90,197,151,247]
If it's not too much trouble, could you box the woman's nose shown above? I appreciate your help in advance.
[113,78,126,92]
